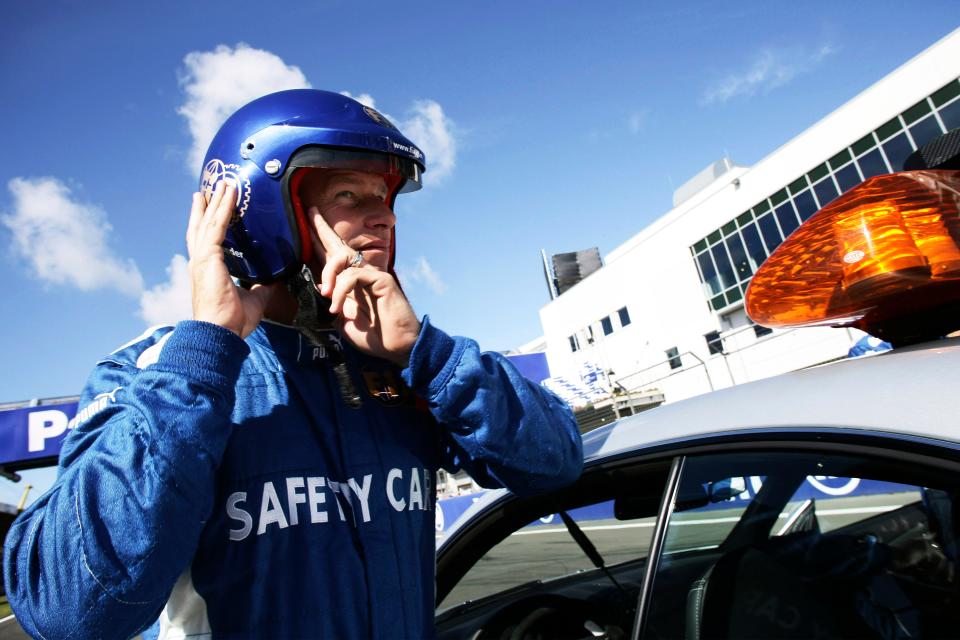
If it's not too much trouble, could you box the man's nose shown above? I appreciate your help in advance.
[362,198,397,229]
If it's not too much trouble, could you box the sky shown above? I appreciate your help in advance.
[0,2,957,504]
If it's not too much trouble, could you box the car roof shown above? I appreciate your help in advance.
[584,335,960,462]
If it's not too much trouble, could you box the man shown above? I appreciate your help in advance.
[4,90,582,639]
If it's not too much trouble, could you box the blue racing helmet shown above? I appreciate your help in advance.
[199,89,426,283]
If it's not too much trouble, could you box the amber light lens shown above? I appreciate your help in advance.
[746,170,960,329]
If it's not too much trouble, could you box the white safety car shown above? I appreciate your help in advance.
[434,144,960,639]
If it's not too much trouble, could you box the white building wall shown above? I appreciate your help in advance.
[540,29,960,405]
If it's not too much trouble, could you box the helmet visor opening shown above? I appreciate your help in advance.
[288,146,422,193]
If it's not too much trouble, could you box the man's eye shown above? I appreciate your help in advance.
[335,190,356,200]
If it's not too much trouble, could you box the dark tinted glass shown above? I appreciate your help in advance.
[741,224,767,271]
[704,331,723,355]
[910,115,945,148]
[697,252,720,295]
[775,202,800,238]
[835,163,862,192]
[725,233,751,282]
[601,316,613,336]
[856,148,889,179]
[792,190,818,221]
[665,347,682,370]
[618,306,631,327]
[711,244,737,289]
[882,132,914,172]
[757,213,782,253]
[940,99,960,131]
[813,178,838,208]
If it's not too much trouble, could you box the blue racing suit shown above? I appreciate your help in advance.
[4,317,582,639]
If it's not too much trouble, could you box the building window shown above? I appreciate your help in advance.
[704,331,724,355]
[601,316,614,336]
[753,323,773,338]
[665,347,682,370]
[618,307,631,327]
[690,75,960,317]
[568,335,580,352]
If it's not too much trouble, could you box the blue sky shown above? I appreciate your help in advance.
[0,2,957,503]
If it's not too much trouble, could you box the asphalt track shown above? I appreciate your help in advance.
[439,492,916,609]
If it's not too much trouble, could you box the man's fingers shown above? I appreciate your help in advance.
[186,193,204,256]
[310,206,348,255]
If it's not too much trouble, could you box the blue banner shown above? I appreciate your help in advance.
[0,402,78,467]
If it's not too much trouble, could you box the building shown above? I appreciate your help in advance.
[539,29,960,412]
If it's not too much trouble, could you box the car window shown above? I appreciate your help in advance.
[643,450,960,639]
[439,498,658,611]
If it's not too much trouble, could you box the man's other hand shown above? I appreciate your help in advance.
[187,182,277,338]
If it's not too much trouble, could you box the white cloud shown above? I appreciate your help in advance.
[339,91,377,109]
[702,43,838,105]
[400,100,457,183]
[396,256,446,294]
[1,177,144,295]
[176,43,458,184]
[139,254,192,326]
[178,43,311,173]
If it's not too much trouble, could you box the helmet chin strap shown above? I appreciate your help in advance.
[285,264,362,409]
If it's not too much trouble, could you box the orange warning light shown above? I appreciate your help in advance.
[746,170,960,341]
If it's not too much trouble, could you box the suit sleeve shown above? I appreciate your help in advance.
[401,316,583,496]
[2,321,249,640]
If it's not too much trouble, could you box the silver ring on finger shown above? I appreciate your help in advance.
[348,250,364,268]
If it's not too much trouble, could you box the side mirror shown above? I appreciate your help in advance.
[708,476,747,503]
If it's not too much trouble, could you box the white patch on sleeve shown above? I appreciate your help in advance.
[110,325,171,355]
[136,331,173,369]
[156,569,212,639]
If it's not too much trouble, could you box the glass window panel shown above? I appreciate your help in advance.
[736,211,753,227]
[788,176,808,195]
[792,190,818,222]
[774,201,800,238]
[932,79,960,107]
[875,116,902,140]
[835,163,862,192]
[753,323,773,338]
[752,200,771,215]
[910,114,945,148]
[813,178,839,209]
[726,287,742,303]
[807,163,828,183]
[568,335,578,352]
[721,220,737,236]
[770,188,788,206]
[939,98,960,131]
[646,449,960,640]
[704,331,723,355]
[618,306,631,327]
[725,233,751,282]
[882,132,914,172]
[902,98,932,124]
[693,238,708,253]
[665,347,682,370]
[709,294,725,311]
[757,213,782,253]
[828,148,852,171]
[740,224,767,271]
[711,243,738,289]
[856,147,889,179]
[707,230,722,245]
[697,252,721,295]
[601,316,613,336]
[851,133,876,156]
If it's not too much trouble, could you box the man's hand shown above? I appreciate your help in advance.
[309,206,420,367]
[187,182,276,338]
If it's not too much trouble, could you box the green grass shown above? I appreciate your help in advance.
[0,595,10,618]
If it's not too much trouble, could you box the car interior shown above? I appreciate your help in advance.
[435,444,960,640]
